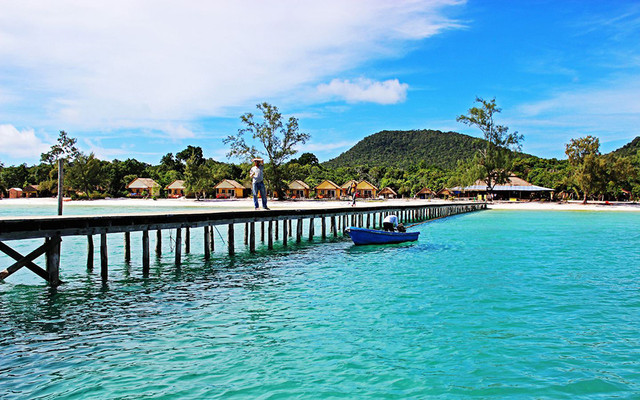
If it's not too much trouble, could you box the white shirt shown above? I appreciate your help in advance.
[250,165,263,183]
[383,215,398,226]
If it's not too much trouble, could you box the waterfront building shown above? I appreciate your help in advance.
[356,180,379,198]
[379,187,398,199]
[214,179,248,198]
[416,187,435,199]
[315,180,341,199]
[166,180,186,198]
[127,178,161,197]
[287,180,310,199]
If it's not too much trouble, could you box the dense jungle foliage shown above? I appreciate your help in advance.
[1,131,639,201]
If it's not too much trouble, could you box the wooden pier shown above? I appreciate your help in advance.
[0,202,486,286]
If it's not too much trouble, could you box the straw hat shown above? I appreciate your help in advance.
[252,158,264,163]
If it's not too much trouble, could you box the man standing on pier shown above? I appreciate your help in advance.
[250,158,269,210]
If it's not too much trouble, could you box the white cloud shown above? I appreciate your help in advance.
[0,0,464,133]
[0,125,49,159]
[317,78,410,104]
[513,76,640,155]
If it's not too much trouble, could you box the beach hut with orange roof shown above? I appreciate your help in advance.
[287,180,310,199]
[356,180,378,198]
[127,178,161,197]
[165,180,186,198]
[315,180,341,199]
[214,179,249,198]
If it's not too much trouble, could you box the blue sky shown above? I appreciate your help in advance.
[1,0,639,166]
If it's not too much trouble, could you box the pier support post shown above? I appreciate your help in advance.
[268,220,273,250]
[244,223,249,245]
[297,218,303,243]
[185,227,190,253]
[87,235,94,271]
[308,218,315,241]
[175,228,182,266]
[209,225,215,252]
[124,232,131,263]
[250,222,256,253]
[331,216,337,237]
[142,229,150,275]
[261,221,265,242]
[282,219,288,247]
[275,219,279,241]
[366,213,370,229]
[321,217,326,239]
[228,224,235,256]
[46,235,61,286]
[289,220,293,238]
[204,226,211,260]
[156,230,162,256]
[100,233,108,281]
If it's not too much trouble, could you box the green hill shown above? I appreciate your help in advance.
[610,136,640,158]
[323,129,486,169]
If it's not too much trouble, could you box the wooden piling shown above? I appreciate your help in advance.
[309,218,315,241]
[156,229,162,256]
[282,219,288,247]
[250,222,256,253]
[100,233,108,281]
[321,217,326,239]
[175,228,182,266]
[261,221,265,242]
[87,235,93,270]
[46,236,61,286]
[142,229,150,275]
[244,222,249,245]
[204,226,211,260]
[185,227,190,253]
[228,224,235,256]
[331,216,337,237]
[124,231,131,262]
[297,218,303,243]
[268,220,273,250]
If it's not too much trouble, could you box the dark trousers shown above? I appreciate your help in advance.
[383,222,395,232]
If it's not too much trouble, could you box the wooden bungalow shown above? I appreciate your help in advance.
[127,178,161,197]
[166,180,186,198]
[416,187,435,199]
[454,176,553,200]
[23,185,39,198]
[315,180,341,199]
[356,180,378,199]
[437,188,454,199]
[8,188,23,198]
[379,187,397,199]
[214,179,249,198]
[287,180,310,199]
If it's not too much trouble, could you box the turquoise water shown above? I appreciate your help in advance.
[1,208,639,399]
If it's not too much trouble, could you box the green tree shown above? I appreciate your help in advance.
[565,136,606,204]
[65,153,107,197]
[184,156,213,199]
[40,131,81,164]
[224,102,310,199]
[456,98,524,199]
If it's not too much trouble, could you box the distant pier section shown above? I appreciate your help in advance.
[0,202,486,286]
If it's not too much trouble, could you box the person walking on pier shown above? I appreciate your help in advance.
[250,158,269,210]
[349,181,357,207]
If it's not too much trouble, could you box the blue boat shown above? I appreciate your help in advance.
[345,227,420,245]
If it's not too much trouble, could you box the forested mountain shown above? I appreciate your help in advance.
[323,130,487,169]
[611,136,640,158]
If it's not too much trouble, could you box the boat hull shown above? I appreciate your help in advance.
[346,227,420,245]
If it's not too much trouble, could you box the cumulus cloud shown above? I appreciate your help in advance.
[317,78,409,104]
[0,0,464,132]
[0,125,49,159]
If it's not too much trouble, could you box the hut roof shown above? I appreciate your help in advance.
[437,188,451,195]
[379,187,397,195]
[288,180,310,190]
[315,180,340,190]
[165,180,186,190]
[127,178,160,189]
[341,180,358,189]
[417,187,435,195]
[215,179,246,189]
[357,180,378,190]
[455,175,553,192]
[23,185,39,193]
[9,188,23,192]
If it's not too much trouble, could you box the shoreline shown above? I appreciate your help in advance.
[1,197,640,212]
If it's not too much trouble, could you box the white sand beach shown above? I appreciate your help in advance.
[2,197,639,212]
